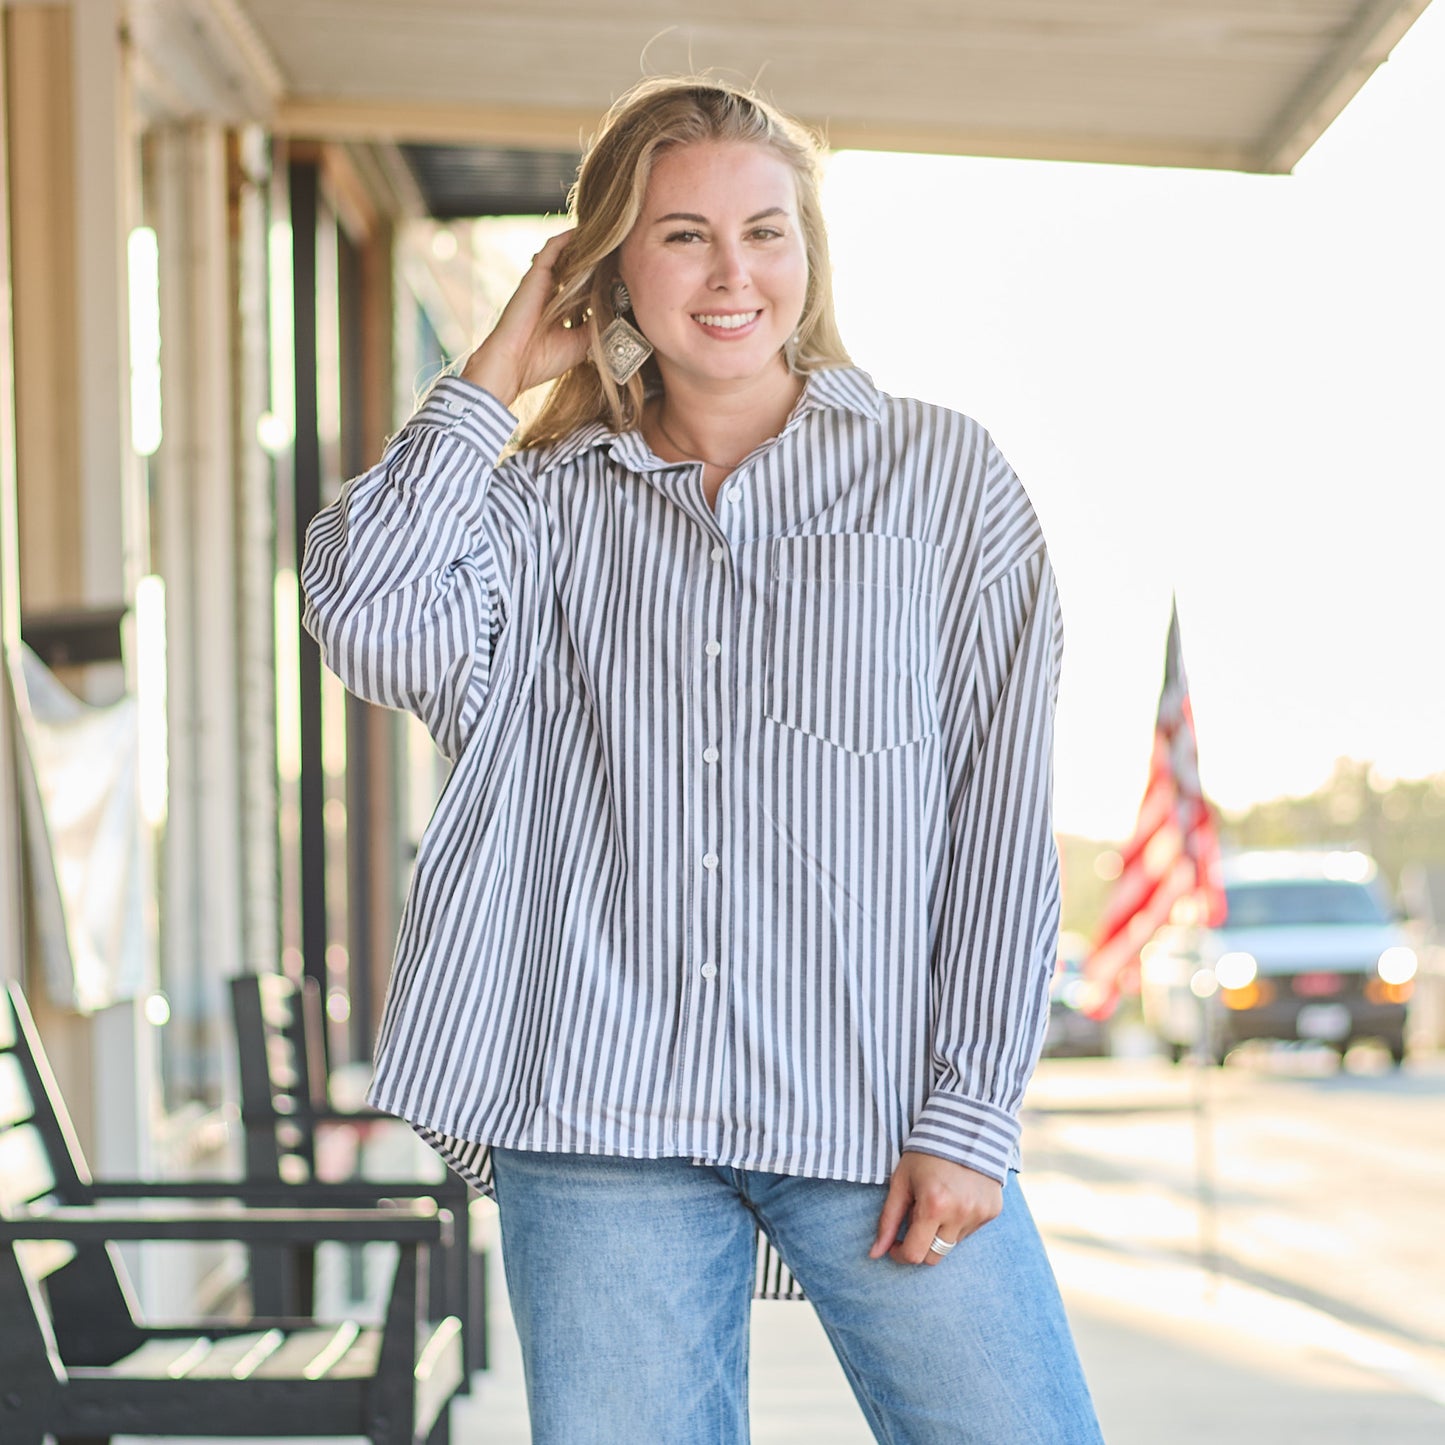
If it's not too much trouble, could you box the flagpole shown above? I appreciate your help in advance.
[1188,1047,1221,1299]
[1084,598,1228,1294]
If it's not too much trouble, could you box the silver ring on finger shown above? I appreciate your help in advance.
[928,1234,958,1257]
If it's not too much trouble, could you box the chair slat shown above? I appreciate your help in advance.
[14,1237,76,1282]
[329,1326,383,1380]
[0,1053,34,1128]
[300,1319,360,1379]
[268,1048,302,1092]
[0,1123,57,1213]
[249,1324,359,1379]
[109,1336,213,1378]
[413,1317,465,1434]
[186,1329,284,1379]
[259,974,299,1032]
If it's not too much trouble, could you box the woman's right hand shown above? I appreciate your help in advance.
[460,229,591,408]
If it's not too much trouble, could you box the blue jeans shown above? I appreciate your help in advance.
[490,1148,1103,1444]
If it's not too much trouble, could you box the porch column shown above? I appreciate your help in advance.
[0,14,21,987]
[4,0,151,1177]
[150,119,245,1102]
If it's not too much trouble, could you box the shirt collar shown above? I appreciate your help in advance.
[786,364,884,426]
[531,365,882,477]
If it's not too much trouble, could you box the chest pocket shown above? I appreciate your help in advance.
[765,533,942,756]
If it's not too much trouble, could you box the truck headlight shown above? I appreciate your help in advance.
[1377,947,1418,985]
[1215,952,1258,990]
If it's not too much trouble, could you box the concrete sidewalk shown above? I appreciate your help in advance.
[1049,1232,1445,1444]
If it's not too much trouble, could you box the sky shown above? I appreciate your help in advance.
[822,6,1445,840]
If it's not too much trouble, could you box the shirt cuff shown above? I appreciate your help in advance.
[902,1090,1021,1185]
[406,376,519,458]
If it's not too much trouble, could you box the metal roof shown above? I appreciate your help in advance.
[195,0,1435,177]
[397,143,581,218]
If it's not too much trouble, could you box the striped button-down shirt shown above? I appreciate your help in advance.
[302,364,1062,1201]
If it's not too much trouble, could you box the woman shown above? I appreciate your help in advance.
[303,76,1102,1445]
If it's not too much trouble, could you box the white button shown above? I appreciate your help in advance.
[705,640,721,658]
[710,545,725,562]
[702,852,719,870]
[703,746,719,763]
[727,486,742,503]
[700,963,719,980]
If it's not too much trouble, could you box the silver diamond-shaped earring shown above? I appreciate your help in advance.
[601,280,653,384]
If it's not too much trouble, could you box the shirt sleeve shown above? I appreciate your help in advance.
[902,463,1064,1183]
[300,377,530,761]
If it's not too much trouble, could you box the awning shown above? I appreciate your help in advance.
[143,0,1434,175]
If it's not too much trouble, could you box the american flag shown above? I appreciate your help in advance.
[1083,601,1225,1020]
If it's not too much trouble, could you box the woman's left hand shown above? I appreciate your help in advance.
[869,1151,1003,1265]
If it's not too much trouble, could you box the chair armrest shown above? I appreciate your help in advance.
[88,1177,467,1204]
[240,1103,386,1124]
[0,1202,452,1246]
[306,1104,389,1123]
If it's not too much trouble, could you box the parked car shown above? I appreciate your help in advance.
[1043,931,1112,1058]
[1139,849,1415,1066]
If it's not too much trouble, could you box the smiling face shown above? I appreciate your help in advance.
[616,140,809,396]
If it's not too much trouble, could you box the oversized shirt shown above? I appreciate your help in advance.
[301,364,1063,1202]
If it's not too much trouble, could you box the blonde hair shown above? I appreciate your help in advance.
[516,76,850,450]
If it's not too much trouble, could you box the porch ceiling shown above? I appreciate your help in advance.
[206,0,1433,176]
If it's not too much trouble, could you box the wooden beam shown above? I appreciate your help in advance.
[1254,0,1434,173]
[6,4,80,612]
[273,92,1258,173]
[819,120,1254,173]
[73,0,134,621]
[319,145,381,246]
[274,96,599,151]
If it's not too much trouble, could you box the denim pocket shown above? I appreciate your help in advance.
[765,532,941,755]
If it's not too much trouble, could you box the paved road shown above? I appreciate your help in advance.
[1024,1042,1445,1442]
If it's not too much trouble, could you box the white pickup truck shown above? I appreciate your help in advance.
[1140,849,1416,1066]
